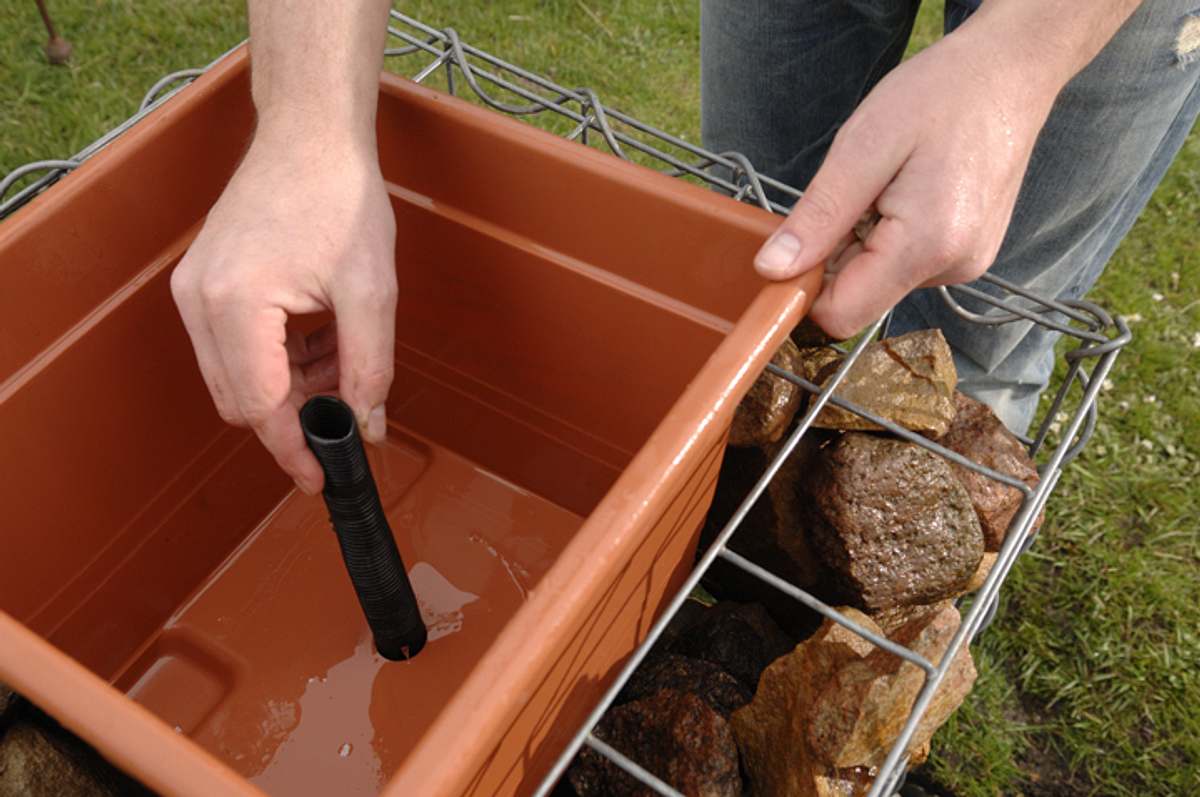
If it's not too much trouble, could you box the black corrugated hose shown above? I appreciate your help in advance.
[300,395,427,661]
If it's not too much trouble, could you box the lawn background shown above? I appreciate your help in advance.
[3,2,1197,795]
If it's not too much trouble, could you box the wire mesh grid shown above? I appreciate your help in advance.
[0,11,1131,796]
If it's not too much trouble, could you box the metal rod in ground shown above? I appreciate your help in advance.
[300,395,427,661]
[34,0,72,64]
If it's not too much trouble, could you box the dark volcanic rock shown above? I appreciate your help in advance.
[0,683,16,726]
[940,392,1042,550]
[790,317,835,348]
[620,655,751,718]
[729,340,804,448]
[807,433,984,610]
[800,330,959,438]
[697,439,834,639]
[669,603,795,693]
[568,689,742,797]
[652,599,712,653]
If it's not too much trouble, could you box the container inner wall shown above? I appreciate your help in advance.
[0,70,767,794]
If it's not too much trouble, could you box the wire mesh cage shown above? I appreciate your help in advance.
[0,11,1131,797]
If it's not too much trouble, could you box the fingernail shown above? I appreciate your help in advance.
[365,404,387,443]
[296,477,319,497]
[756,231,803,277]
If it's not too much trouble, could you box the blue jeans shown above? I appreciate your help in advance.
[701,0,1200,433]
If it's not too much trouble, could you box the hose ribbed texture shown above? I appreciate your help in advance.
[300,396,427,660]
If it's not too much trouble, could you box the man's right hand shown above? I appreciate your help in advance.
[170,128,397,495]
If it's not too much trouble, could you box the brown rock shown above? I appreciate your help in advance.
[698,439,834,639]
[790,318,835,348]
[569,689,742,797]
[813,767,877,796]
[807,433,984,610]
[807,604,977,769]
[962,552,998,594]
[729,340,804,448]
[803,330,959,438]
[866,601,951,638]
[731,611,878,797]
[669,603,796,693]
[940,392,1042,550]
[791,345,844,386]
[0,722,124,797]
[620,655,751,718]
[732,606,976,796]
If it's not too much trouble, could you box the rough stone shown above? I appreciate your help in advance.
[730,611,878,797]
[0,721,136,797]
[732,606,976,796]
[807,433,984,610]
[790,317,835,348]
[697,438,834,639]
[802,330,959,438]
[807,604,977,769]
[729,339,804,448]
[813,767,877,796]
[568,689,742,797]
[669,603,796,693]
[940,392,1042,550]
[866,600,951,638]
[962,552,998,594]
[620,655,751,718]
[652,599,712,653]
[791,345,844,387]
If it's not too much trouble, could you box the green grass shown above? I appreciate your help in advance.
[3,2,1197,795]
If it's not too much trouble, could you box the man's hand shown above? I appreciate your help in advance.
[171,134,396,495]
[172,0,394,494]
[754,0,1142,339]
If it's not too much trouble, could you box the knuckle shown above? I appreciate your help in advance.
[797,183,842,230]
[168,266,193,304]
[356,362,395,393]
[930,226,976,271]
[198,276,239,309]
[214,401,243,427]
[835,111,883,153]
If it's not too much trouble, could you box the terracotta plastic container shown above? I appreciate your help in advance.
[0,47,817,796]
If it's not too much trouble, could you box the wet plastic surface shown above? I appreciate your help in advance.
[0,46,818,796]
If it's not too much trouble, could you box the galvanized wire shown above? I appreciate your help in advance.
[0,13,1131,797]
[375,15,1130,797]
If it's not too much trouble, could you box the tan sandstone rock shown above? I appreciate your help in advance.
[732,605,976,795]
[798,330,959,438]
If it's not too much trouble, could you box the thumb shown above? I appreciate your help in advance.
[333,277,398,444]
[754,115,908,280]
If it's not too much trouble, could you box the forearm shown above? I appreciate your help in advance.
[246,0,393,151]
[957,0,1144,97]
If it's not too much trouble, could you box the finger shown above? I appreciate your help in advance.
[755,114,912,280]
[332,276,397,445]
[209,299,293,426]
[823,229,859,274]
[254,401,324,495]
[294,351,340,396]
[171,271,242,424]
[827,240,863,277]
[285,322,338,367]
[807,217,918,340]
